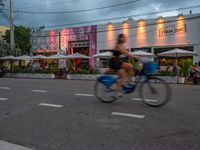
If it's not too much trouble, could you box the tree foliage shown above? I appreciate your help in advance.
[3,25,31,55]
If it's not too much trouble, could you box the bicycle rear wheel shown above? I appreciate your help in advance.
[94,81,117,103]
[139,77,171,107]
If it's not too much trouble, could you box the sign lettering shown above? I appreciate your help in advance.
[159,24,187,37]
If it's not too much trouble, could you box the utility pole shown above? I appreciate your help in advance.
[9,0,15,54]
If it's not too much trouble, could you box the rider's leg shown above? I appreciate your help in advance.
[121,62,134,81]
[114,69,126,97]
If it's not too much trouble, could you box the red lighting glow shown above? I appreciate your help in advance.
[49,31,55,50]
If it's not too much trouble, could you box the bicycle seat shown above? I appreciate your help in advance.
[104,69,117,75]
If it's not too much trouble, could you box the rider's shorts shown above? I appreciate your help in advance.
[109,57,122,71]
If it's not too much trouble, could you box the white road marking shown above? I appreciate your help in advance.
[75,93,94,97]
[0,87,11,90]
[132,98,157,102]
[38,103,63,108]
[0,140,34,150]
[0,98,8,101]
[32,90,47,93]
[112,112,145,119]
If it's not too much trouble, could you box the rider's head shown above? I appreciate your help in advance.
[117,33,127,44]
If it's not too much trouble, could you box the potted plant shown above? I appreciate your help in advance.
[179,59,193,84]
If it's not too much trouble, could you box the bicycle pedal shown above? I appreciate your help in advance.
[112,93,123,99]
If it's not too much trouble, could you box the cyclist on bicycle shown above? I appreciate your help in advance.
[109,33,138,98]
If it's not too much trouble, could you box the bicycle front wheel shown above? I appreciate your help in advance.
[94,81,117,103]
[139,77,171,107]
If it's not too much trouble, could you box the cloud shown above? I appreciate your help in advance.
[1,0,199,28]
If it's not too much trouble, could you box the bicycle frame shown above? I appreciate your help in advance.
[95,63,171,107]
[98,70,151,94]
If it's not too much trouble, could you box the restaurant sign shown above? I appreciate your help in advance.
[159,24,187,37]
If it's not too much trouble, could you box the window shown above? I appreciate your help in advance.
[99,49,113,53]
[131,47,152,53]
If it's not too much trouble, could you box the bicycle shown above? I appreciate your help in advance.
[94,62,172,107]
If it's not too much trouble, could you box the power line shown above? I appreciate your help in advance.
[33,5,200,29]
[2,4,199,30]
[3,0,141,14]
[30,15,200,38]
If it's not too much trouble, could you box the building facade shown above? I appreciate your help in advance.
[0,25,9,40]
[30,25,97,67]
[97,13,200,64]
[0,26,11,57]
[30,13,200,67]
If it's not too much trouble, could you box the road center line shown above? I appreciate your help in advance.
[0,87,11,90]
[132,98,157,102]
[112,112,145,119]
[38,103,63,108]
[0,98,8,101]
[32,90,47,93]
[75,93,94,97]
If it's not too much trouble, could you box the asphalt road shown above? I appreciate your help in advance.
[0,78,200,150]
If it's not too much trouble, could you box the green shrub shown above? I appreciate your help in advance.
[179,59,193,77]
[128,58,136,66]
[67,68,99,74]
[9,68,51,74]
[49,63,58,74]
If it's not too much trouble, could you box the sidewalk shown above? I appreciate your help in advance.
[3,73,195,84]
[0,140,34,150]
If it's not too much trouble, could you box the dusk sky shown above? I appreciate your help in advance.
[1,0,200,28]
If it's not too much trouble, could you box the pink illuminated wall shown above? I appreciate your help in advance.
[59,29,69,54]
[59,25,97,67]
[89,26,97,67]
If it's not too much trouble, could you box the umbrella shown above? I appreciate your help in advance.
[158,48,197,84]
[30,55,47,60]
[0,56,16,70]
[157,48,197,57]
[92,51,112,58]
[129,50,155,57]
[47,53,67,59]
[0,55,16,60]
[15,55,31,60]
[92,52,112,73]
[66,53,90,59]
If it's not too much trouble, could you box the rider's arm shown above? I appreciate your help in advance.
[119,45,139,59]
